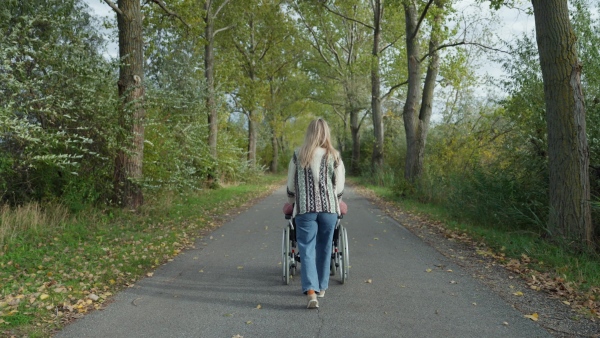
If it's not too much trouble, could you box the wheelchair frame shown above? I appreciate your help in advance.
[282,214,349,285]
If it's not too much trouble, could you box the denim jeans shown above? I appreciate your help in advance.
[295,212,338,293]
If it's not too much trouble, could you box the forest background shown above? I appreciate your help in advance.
[2,0,600,334]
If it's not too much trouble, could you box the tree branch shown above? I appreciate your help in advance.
[213,25,232,37]
[418,41,510,63]
[332,105,346,122]
[380,33,404,54]
[323,4,375,30]
[410,0,435,41]
[103,0,123,16]
[150,0,190,29]
[213,0,231,18]
[382,80,408,100]
[358,108,370,129]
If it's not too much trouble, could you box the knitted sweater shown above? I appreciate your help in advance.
[286,147,345,216]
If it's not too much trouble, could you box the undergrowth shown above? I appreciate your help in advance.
[0,174,284,337]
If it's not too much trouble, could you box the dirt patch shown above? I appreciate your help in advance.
[353,185,600,338]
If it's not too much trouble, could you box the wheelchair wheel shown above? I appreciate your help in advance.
[339,225,349,284]
[282,226,290,285]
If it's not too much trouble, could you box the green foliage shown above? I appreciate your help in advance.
[0,0,119,205]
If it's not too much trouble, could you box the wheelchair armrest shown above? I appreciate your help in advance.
[285,214,292,220]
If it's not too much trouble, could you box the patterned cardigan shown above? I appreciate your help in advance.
[286,147,345,217]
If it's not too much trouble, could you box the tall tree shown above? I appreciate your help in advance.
[370,0,385,172]
[403,0,446,181]
[203,0,231,160]
[105,0,188,207]
[322,0,404,173]
[531,0,592,248]
[227,1,292,168]
[104,0,146,208]
[292,1,371,174]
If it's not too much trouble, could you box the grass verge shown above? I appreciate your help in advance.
[0,174,285,337]
[353,178,600,320]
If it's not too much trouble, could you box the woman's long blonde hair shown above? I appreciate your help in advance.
[298,118,339,168]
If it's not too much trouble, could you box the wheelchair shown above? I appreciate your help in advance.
[282,213,349,285]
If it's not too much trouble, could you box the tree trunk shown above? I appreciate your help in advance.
[247,110,257,167]
[409,0,443,180]
[371,0,384,173]
[270,133,279,173]
[350,108,361,175]
[531,0,593,249]
[204,1,218,159]
[113,0,145,208]
[402,0,421,181]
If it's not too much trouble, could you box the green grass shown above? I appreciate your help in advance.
[354,177,600,293]
[0,174,285,337]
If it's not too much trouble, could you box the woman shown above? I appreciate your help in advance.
[286,118,345,309]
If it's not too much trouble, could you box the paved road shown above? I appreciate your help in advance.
[56,186,552,338]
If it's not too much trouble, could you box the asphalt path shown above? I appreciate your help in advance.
[56,186,552,338]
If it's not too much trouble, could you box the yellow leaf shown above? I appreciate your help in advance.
[365,279,373,283]
[524,313,539,321]
[513,291,524,297]
[562,301,570,305]
[237,266,244,270]
[146,272,154,277]
[256,304,262,309]
[245,321,252,325]
[39,294,49,300]
[425,269,432,273]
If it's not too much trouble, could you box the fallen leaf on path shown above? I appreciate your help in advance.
[365,279,373,283]
[146,272,153,277]
[524,313,539,321]
[232,335,243,338]
[245,320,252,324]
[425,269,432,273]
[513,291,524,297]
[256,304,261,309]
[502,321,509,326]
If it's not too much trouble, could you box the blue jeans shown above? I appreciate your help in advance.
[295,212,338,293]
